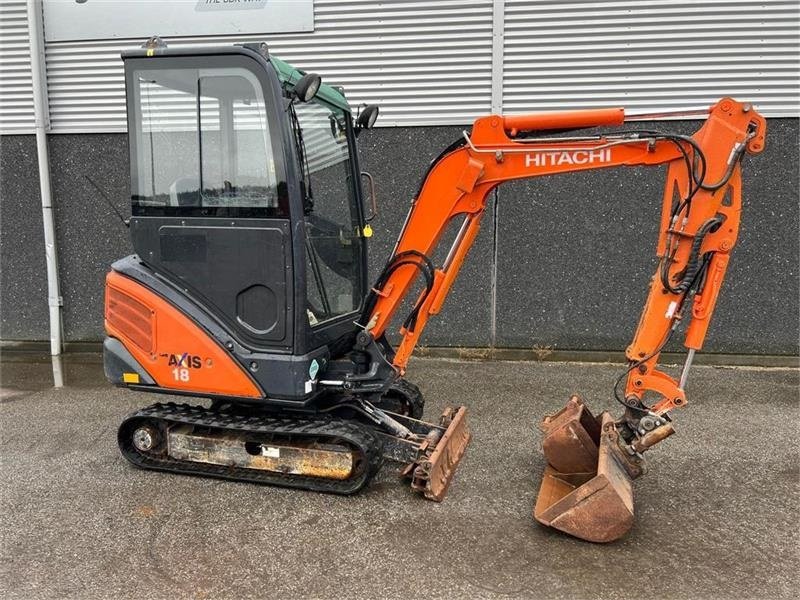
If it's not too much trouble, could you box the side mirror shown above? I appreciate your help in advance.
[360,171,378,222]
[355,104,379,131]
[294,73,321,103]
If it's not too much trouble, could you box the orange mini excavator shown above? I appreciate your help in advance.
[104,39,765,542]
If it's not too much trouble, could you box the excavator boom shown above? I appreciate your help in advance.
[360,98,765,535]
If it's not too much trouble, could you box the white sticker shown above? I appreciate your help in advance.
[304,379,314,393]
[665,300,678,319]
[261,446,280,458]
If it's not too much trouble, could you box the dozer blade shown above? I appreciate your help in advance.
[534,398,636,543]
[399,406,471,501]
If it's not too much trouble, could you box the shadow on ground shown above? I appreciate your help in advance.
[1,355,798,599]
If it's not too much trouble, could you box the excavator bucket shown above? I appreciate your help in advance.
[534,396,636,543]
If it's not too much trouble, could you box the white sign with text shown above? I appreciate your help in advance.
[43,0,314,42]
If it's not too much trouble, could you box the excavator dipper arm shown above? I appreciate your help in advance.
[356,98,765,531]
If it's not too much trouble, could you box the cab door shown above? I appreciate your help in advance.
[291,98,368,348]
[125,55,294,351]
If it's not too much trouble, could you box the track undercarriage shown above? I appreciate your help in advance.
[118,384,471,500]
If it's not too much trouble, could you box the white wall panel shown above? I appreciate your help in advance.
[0,0,35,133]
[1,0,798,134]
[43,0,494,132]
[503,0,799,116]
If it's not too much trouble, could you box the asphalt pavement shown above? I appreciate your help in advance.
[1,354,797,599]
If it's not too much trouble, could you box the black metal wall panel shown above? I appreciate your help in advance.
[46,134,133,342]
[1,120,798,356]
[0,135,48,340]
[494,119,800,355]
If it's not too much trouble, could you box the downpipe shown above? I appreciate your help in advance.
[27,0,63,356]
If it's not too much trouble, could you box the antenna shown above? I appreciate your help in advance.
[83,174,129,227]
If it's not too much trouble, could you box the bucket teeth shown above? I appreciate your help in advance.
[534,398,637,543]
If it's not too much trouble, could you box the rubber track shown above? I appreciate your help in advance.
[118,402,384,495]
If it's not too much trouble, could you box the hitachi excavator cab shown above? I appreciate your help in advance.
[104,39,470,501]
[115,42,369,394]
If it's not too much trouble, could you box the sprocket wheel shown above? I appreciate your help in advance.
[373,378,425,419]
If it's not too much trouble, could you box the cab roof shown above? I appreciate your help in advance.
[269,55,350,113]
[121,42,351,113]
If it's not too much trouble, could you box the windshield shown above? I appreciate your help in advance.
[130,65,287,217]
[292,99,363,324]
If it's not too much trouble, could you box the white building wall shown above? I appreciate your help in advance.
[0,0,35,133]
[1,0,798,134]
[503,0,800,114]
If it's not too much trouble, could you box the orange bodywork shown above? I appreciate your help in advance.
[105,270,262,399]
[367,98,766,414]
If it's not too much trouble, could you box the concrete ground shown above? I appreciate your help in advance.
[1,354,797,599]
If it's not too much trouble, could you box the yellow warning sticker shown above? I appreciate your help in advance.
[122,373,140,384]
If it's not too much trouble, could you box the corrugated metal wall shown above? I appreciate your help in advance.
[0,0,34,133]
[503,0,800,114]
[1,0,798,134]
[42,0,494,132]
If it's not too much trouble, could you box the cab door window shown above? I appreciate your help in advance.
[292,101,363,324]
[131,66,286,217]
